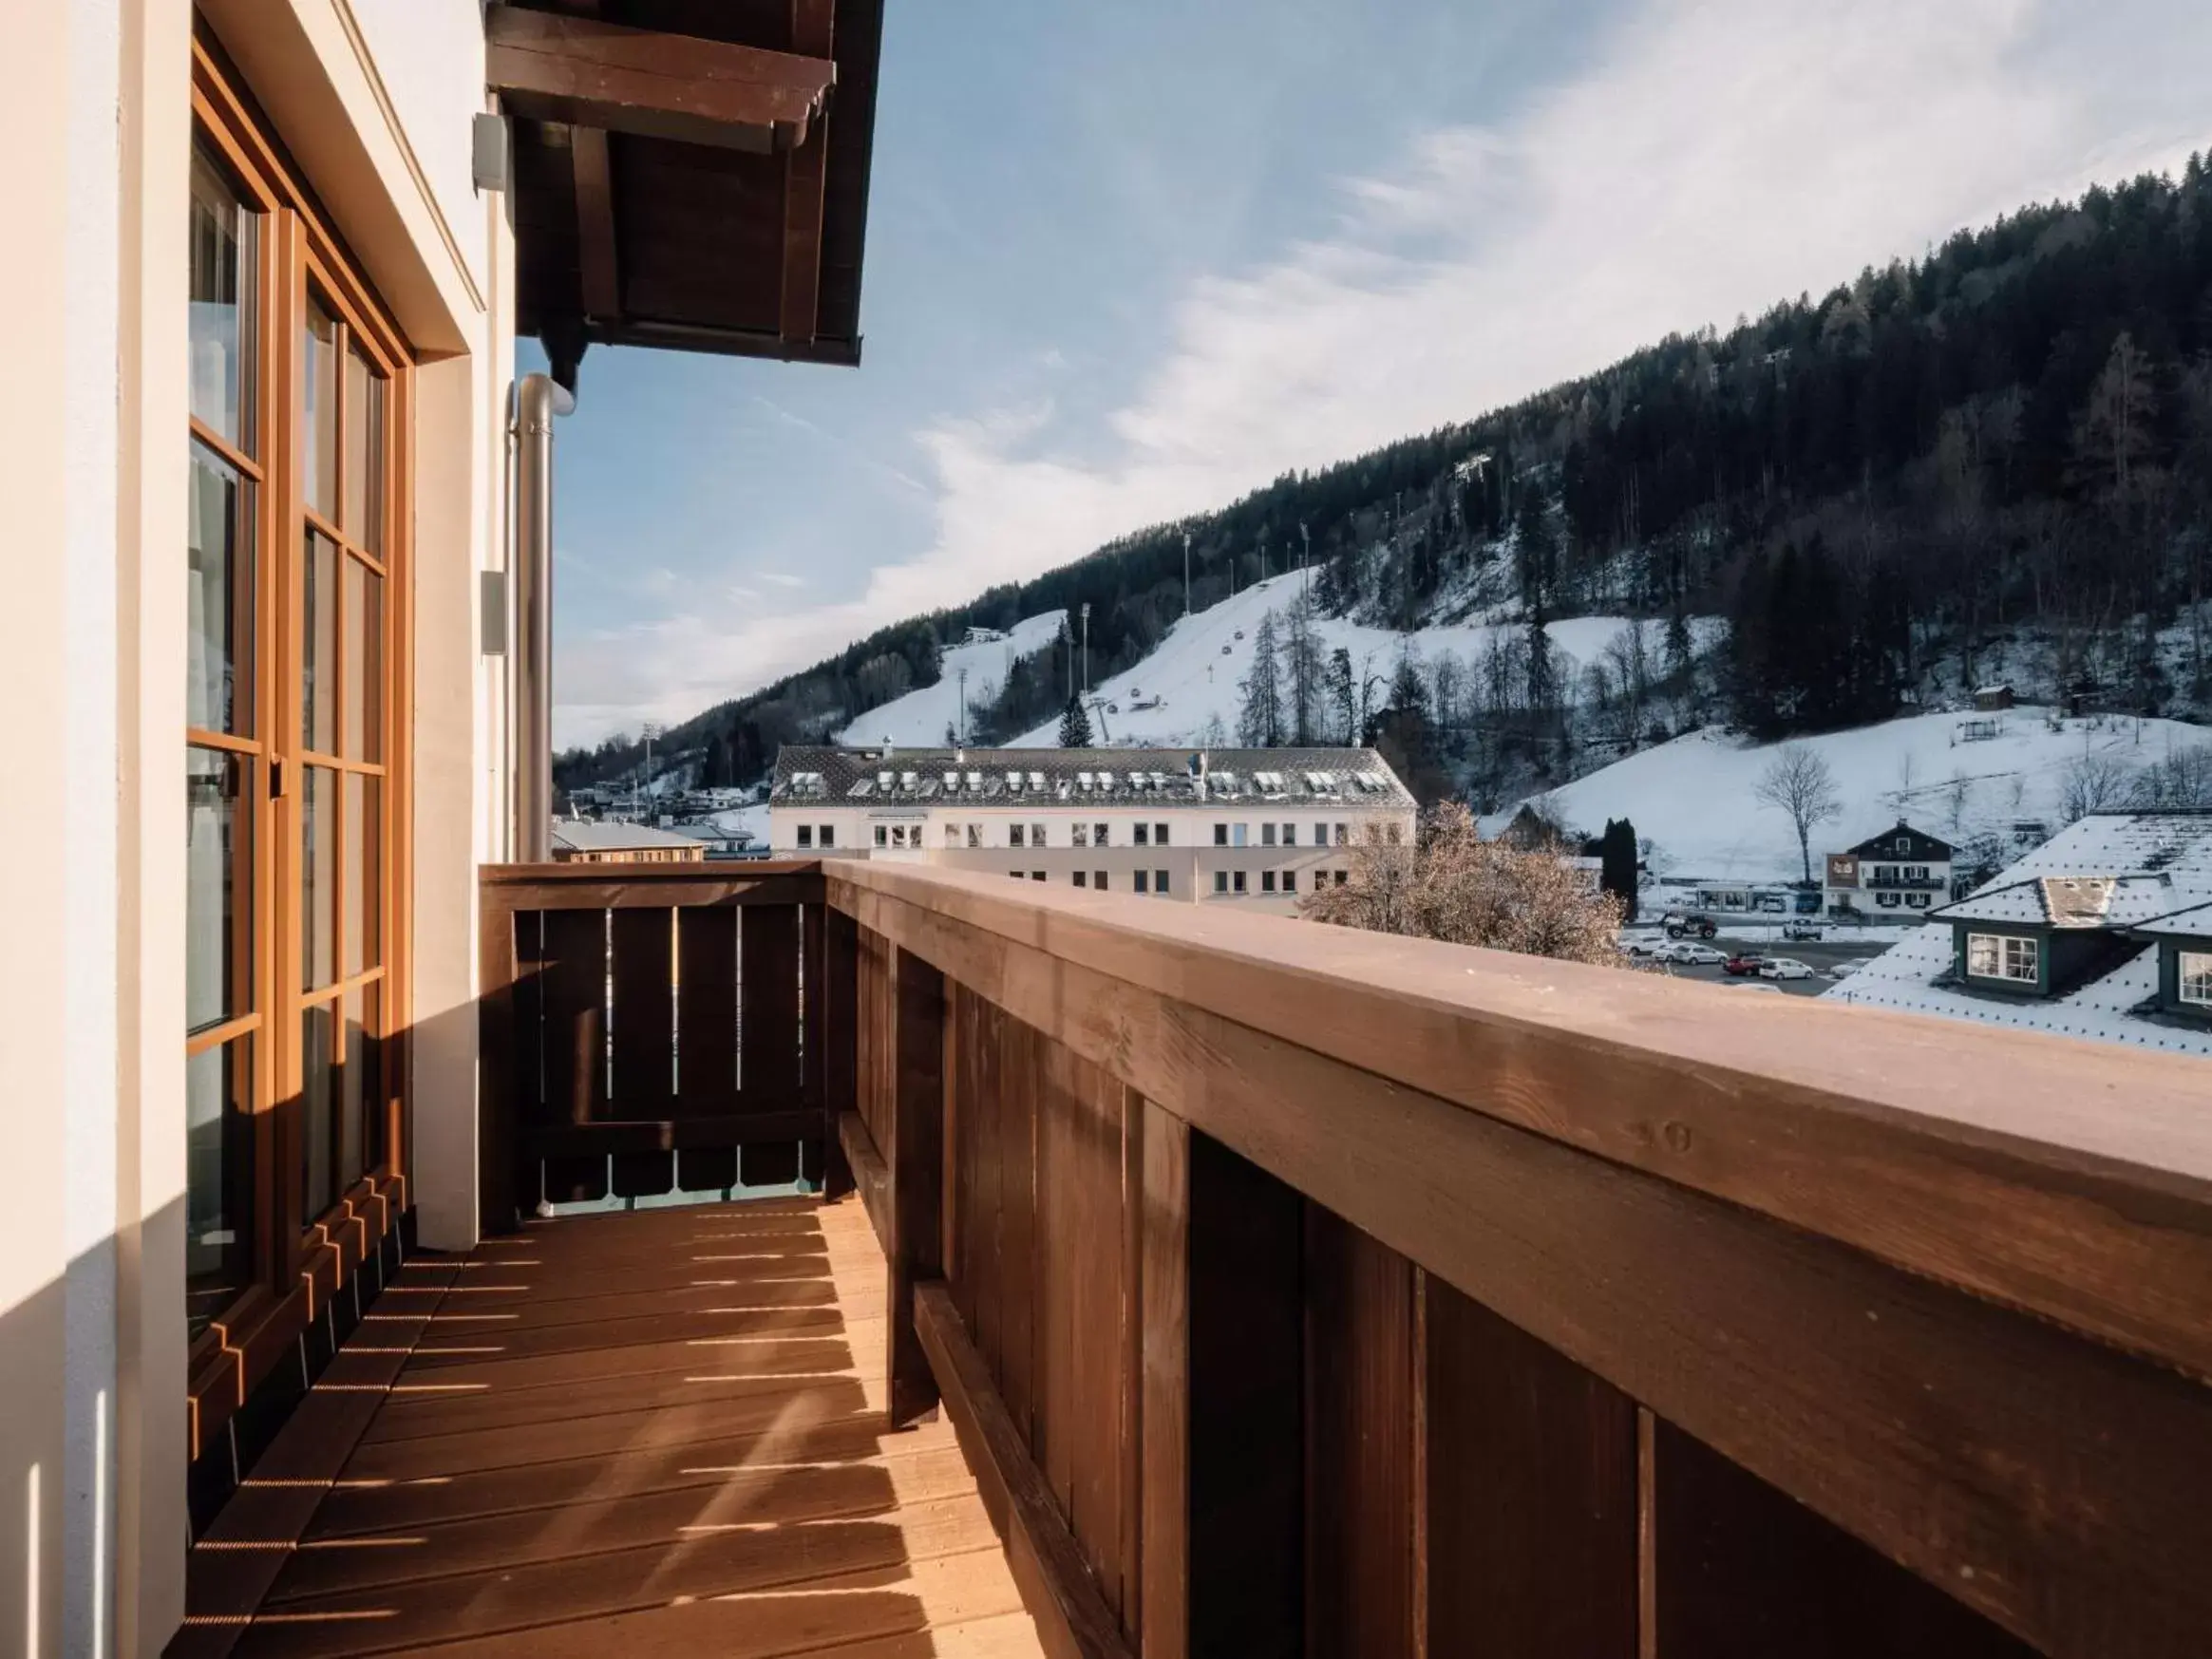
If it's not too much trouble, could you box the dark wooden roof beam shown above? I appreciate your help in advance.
[488,4,837,153]
[778,0,835,344]
[570,125,619,320]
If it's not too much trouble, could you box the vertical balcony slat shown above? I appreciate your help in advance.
[1304,1205,1415,1659]
[742,902,804,1184]
[537,907,611,1202]
[1423,1273,1638,1657]
[674,903,738,1116]
[607,906,675,1118]
[889,946,945,1426]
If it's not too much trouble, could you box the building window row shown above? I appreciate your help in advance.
[1212,821,1356,847]
[795,824,841,849]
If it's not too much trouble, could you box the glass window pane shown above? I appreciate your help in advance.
[188,148,255,450]
[341,983,383,1188]
[344,772,380,977]
[187,442,251,734]
[342,341,383,551]
[302,1000,335,1222]
[303,764,336,990]
[304,530,338,753]
[343,556,383,762]
[186,1037,255,1341]
[186,746,249,1033]
[303,297,338,519]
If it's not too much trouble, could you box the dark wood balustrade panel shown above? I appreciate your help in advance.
[1303,1204,1415,1659]
[1424,1273,1638,1659]
[742,901,804,1183]
[856,920,895,1154]
[537,907,612,1202]
[1654,1417,2036,1659]
[1188,1130,1304,1659]
[608,905,675,1118]
[673,903,738,1116]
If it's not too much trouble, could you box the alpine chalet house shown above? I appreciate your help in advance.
[1824,820,1958,917]
[1825,812,2212,1055]
[770,745,1416,912]
[11,3,2212,1655]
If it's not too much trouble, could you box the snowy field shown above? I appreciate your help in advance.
[1519,708,2212,884]
[836,611,1068,746]
[991,574,1704,749]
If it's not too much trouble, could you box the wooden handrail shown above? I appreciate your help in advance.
[826,858,2212,1379]
[819,858,2212,1659]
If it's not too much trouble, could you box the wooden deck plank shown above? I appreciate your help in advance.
[183,1198,1044,1659]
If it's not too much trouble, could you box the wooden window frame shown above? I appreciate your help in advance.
[186,28,416,1459]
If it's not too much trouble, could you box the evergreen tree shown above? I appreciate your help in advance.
[1280,597,1327,745]
[1238,612,1285,745]
[1058,694,1093,747]
[1326,647,1357,745]
[1599,817,1639,920]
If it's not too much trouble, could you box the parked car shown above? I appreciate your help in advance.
[1827,959,1870,979]
[1730,980,1785,993]
[1782,919,1824,941]
[1672,943,1729,967]
[1759,957,1817,981]
[1663,912,1718,939]
[1621,932,1671,957]
[1723,952,1768,977]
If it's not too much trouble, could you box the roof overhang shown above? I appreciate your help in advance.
[491,0,882,382]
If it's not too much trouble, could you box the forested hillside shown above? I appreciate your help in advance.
[557,157,2212,803]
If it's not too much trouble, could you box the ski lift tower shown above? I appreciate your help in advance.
[1081,602,1091,696]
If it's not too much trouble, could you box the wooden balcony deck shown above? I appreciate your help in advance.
[178,1197,1045,1659]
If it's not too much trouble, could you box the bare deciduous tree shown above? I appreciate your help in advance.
[1301,803,1625,966]
[2061,750,2137,821]
[1752,744,1842,884]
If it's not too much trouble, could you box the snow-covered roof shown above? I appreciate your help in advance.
[2131,900,2212,940]
[1824,811,2212,1056]
[550,820,707,853]
[768,745,1416,811]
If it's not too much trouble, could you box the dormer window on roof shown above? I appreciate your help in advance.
[1077,771,1093,789]
[943,771,960,790]
[1030,771,1046,790]
[900,772,918,790]
[877,770,893,789]
[967,771,983,789]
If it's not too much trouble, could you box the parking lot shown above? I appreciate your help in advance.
[1623,927,1889,998]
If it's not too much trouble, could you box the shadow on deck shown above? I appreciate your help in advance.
[174,1197,1044,1658]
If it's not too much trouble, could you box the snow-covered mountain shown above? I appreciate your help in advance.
[832,575,1717,755]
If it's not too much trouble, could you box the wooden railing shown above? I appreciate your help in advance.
[814,858,2212,1659]
[476,861,837,1228]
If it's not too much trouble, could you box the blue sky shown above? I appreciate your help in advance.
[545,0,2212,750]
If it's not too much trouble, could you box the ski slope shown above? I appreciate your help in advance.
[836,611,1068,746]
[1510,709,2212,883]
[981,573,1687,749]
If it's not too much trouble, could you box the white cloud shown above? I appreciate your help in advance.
[555,0,2211,748]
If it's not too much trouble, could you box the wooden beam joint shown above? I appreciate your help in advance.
[488,4,836,151]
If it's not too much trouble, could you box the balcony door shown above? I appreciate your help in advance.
[185,35,411,1404]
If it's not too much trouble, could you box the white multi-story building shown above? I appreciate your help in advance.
[771,745,1418,914]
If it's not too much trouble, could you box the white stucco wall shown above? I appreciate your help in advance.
[2,2,511,1650]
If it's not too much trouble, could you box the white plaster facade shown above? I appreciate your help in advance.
[5,4,514,1650]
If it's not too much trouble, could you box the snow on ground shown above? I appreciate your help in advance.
[993,572,1699,749]
[1515,708,2212,885]
[836,611,1068,747]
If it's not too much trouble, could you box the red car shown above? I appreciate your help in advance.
[1723,952,1768,977]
